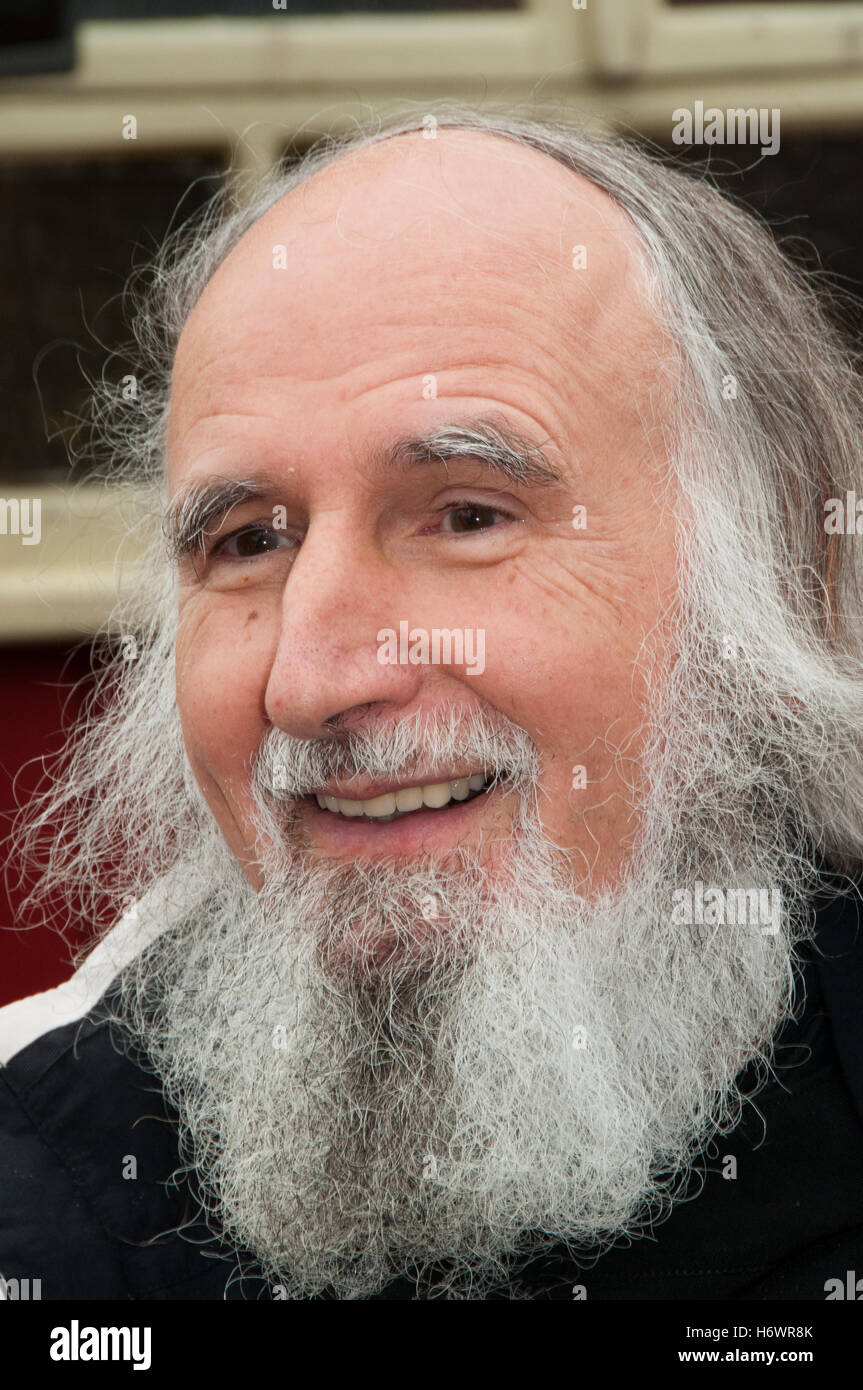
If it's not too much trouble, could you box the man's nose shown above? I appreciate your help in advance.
[264,521,424,739]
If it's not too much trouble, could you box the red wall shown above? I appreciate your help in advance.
[0,643,97,1007]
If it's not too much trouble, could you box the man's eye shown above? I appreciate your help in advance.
[212,526,294,560]
[439,503,516,535]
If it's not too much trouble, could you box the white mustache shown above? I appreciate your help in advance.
[252,702,540,802]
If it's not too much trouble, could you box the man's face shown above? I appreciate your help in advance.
[166,129,678,904]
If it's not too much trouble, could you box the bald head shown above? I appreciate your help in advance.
[167,128,665,489]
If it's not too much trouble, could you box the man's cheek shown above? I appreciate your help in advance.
[177,621,269,742]
[509,545,645,630]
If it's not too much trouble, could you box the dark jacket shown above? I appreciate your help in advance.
[2,876,863,1300]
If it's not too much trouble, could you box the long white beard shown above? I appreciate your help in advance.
[110,697,811,1299]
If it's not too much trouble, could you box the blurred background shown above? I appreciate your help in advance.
[3,0,863,1005]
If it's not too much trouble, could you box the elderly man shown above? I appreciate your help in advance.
[2,105,863,1302]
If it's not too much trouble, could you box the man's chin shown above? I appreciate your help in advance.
[314,904,474,985]
[260,844,503,982]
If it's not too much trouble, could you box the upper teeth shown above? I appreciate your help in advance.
[315,772,488,820]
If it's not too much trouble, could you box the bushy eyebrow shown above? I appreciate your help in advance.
[165,474,279,562]
[375,416,564,488]
[164,415,564,561]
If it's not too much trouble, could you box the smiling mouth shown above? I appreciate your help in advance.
[308,772,497,822]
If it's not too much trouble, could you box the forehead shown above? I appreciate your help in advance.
[166,129,666,481]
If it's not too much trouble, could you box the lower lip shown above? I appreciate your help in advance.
[296,783,504,857]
